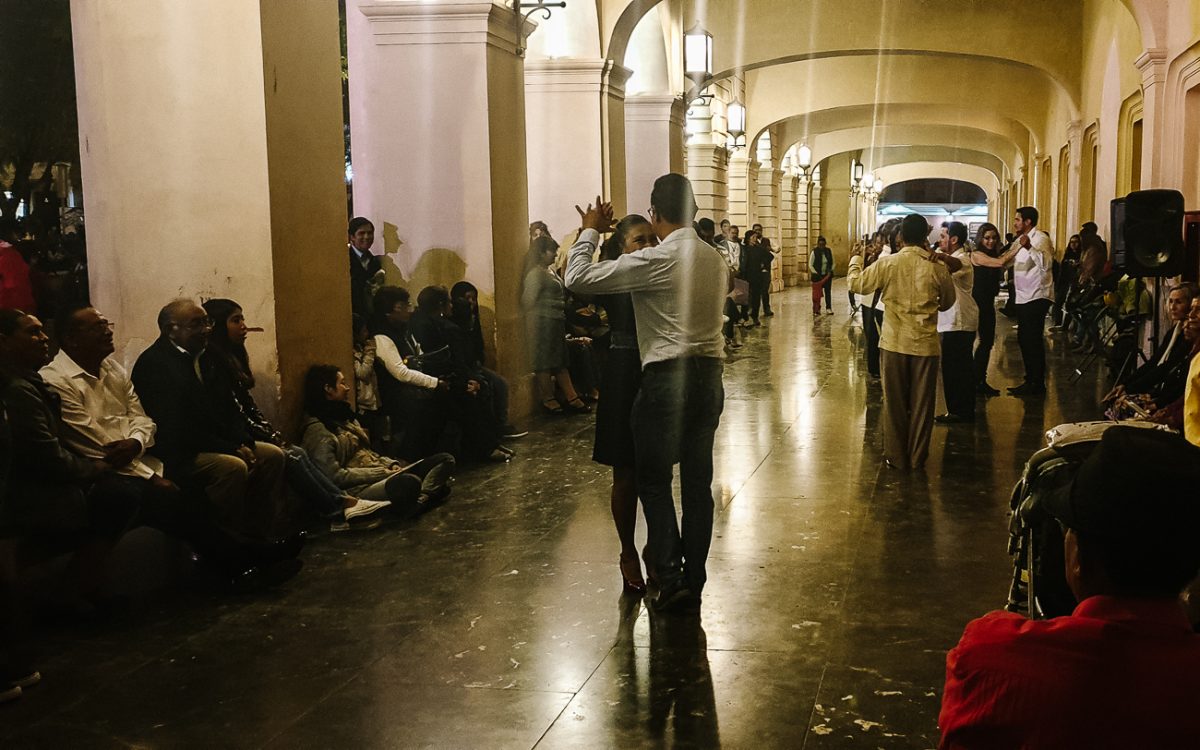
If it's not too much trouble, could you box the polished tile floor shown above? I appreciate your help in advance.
[3,283,1107,749]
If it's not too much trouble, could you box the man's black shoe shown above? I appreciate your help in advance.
[254,532,306,563]
[651,584,695,613]
[1007,383,1046,397]
[227,558,303,594]
[935,413,974,424]
[977,382,1001,396]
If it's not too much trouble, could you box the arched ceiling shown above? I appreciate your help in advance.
[874,163,1000,200]
[778,123,1024,176]
[821,146,1009,186]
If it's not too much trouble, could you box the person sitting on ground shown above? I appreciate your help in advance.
[939,426,1200,749]
[369,286,453,461]
[408,285,511,462]
[131,299,288,540]
[449,282,526,439]
[301,365,455,518]
[38,304,302,588]
[202,299,390,532]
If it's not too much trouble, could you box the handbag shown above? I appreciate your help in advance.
[405,345,452,376]
[731,277,750,305]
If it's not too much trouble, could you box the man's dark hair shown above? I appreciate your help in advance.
[1016,206,1039,227]
[900,214,929,245]
[55,303,94,346]
[372,286,410,320]
[649,173,697,225]
[817,235,827,243]
[946,221,968,249]
[1081,221,1098,236]
[416,285,450,313]
[0,218,19,243]
[720,219,730,228]
[348,216,373,236]
[0,308,28,336]
[697,217,716,234]
[1075,530,1200,599]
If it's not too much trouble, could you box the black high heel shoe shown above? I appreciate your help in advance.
[620,554,646,596]
[565,397,592,414]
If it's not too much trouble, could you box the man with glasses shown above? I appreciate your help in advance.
[132,299,287,540]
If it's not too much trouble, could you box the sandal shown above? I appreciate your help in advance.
[565,397,592,414]
[541,398,564,414]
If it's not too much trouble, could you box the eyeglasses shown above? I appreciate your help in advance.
[175,316,214,331]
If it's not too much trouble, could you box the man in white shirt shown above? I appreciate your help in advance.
[565,174,729,614]
[935,222,980,423]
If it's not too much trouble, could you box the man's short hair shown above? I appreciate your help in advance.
[720,219,730,228]
[1046,426,1200,598]
[1016,206,1040,227]
[650,173,698,225]
[1081,221,1098,235]
[372,286,410,318]
[347,216,373,236]
[157,299,197,334]
[946,221,969,249]
[416,285,450,313]
[817,235,827,244]
[0,308,28,336]
[900,214,929,245]
[697,217,716,234]
[55,303,94,344]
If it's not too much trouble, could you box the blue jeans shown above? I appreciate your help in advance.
[282,445,344,519]
[632,357,724,595]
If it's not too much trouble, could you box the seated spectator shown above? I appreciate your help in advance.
[1104,283,1197,411]
[38,304,303,587]
[301,365,454,517]
[521,236,590,414]
[202,299,390,532]
[369,286,454,460]
[131,299,288,540]
[408,285,510,461]
[352,313,388,449]
[450,281,525,439]
[939,426,1200,749]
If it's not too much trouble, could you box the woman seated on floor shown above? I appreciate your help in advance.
[301,364,455,518]
[202,298,391,532]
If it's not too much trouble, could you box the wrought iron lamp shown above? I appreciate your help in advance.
[510,0,567,58]
[727,100,747,150]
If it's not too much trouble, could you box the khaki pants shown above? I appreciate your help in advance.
[880,349,939,470]
[176,443,286,539]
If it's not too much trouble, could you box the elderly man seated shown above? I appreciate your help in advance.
[131,299,288,541]
[939,426,1200,749]
[42,305,302,586]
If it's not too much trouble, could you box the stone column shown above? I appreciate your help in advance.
[686,143,729,218]
[70,0,349,427]
[728,154,759,230]
[809,174,823,267]
[796,176,811,277]
[756,165,784,291]
[1134,49,1168,187]
[347,0,532,406]
[780,173,799,286]
[625,94,685,217]
[524,58,631,241]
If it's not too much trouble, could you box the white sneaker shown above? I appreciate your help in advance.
[11,671,40,689]
[344,498,391,522]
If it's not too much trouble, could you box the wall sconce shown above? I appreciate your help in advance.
[873,178,884,195]
[797,143,813,178]
[727,100,747,150]
[684,23,714,105]
[510,0,567,58]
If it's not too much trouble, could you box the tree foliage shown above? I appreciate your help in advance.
[0,0,80,221]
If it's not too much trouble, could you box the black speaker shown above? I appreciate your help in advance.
[1110,189,1184,277]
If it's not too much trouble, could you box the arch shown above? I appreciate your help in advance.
[1116,89,1145,195]
[624,5,670,95]
[822,146,1009,188]
[801,124,1024,177]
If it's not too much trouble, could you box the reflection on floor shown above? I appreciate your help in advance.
[3,283,1107,749]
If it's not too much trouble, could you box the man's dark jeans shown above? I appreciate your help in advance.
[632,357,724,595]
[1016,298,1052,387]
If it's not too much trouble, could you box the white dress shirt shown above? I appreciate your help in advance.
[1013,227,1055,304]
[40,350,162,479]
[938,249,980,333]
[565,226,728,366]
[373,334,439,389]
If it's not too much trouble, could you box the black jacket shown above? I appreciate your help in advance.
[131,337,251,472]
[349,247,383,318]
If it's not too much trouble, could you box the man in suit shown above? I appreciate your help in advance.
[131,299,286,540]
[348,216,384,319]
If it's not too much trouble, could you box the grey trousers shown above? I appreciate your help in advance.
[880,349,939,470]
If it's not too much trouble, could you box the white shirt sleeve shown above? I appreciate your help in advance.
[564,228,673,295]
[374,334,439,389]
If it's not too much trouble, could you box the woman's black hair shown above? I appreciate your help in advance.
[302,364,356,430]
[599,214,651,261]
[450,280,477,300]
[202,298,253,388]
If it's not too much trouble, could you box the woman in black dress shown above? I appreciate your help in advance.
[969,223,1004,395]
[592,214,657,595]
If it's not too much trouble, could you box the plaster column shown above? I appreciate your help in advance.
[70,0,349,428]
[1066,120,1083,235]
[796,176,811,277]
[780,173,799,286]
[809,175,823,264]
[625,94,686,217]
[524,59,631,242]
[1134,49,1168,188]
[756,166,784,291]
[347,0,532,407]
[728,154,758,230]
[686,143,729,218]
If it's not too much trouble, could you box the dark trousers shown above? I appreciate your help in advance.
[632,357,724,595]
[761,283,773,315]
[1016,298,1052,387]
[748,279,769,322]
[864,307,883,377]
[940,331,976,418]
[973,292,996,385]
